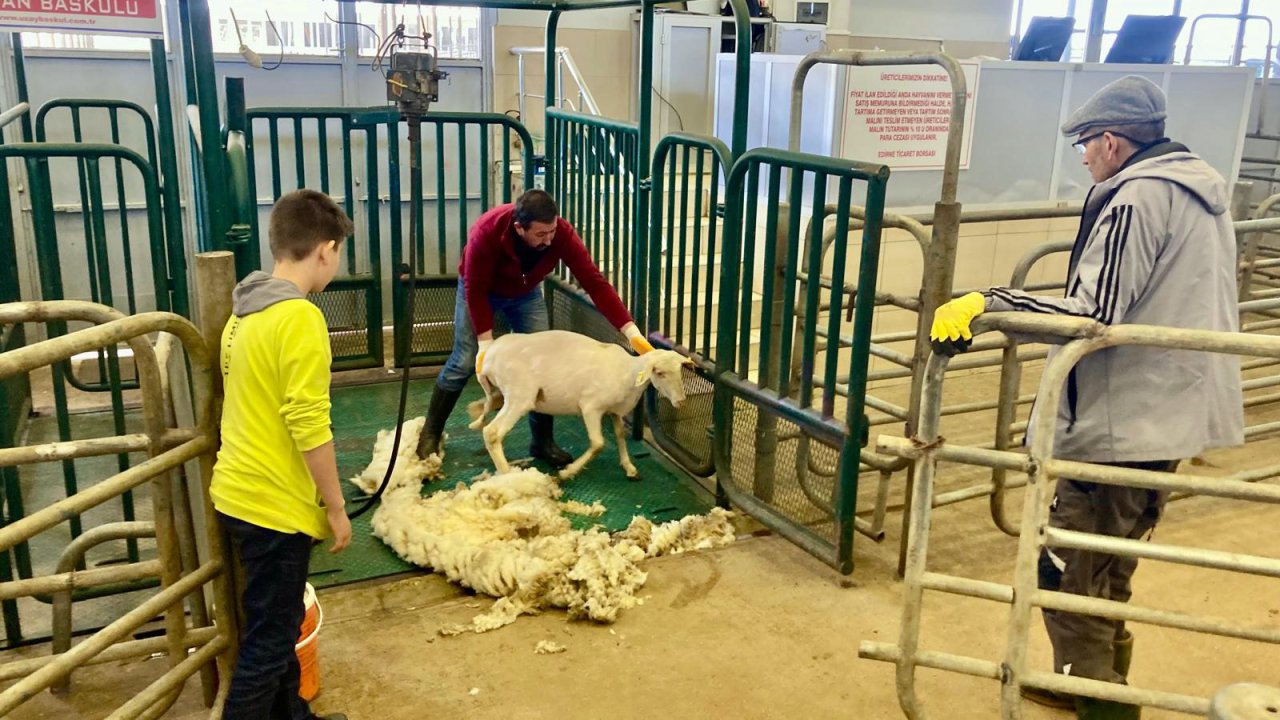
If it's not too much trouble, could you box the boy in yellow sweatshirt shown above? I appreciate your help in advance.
[211,189,353,720]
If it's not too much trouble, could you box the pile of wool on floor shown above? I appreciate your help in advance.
[348,416,444,495]
[350,418,736,634]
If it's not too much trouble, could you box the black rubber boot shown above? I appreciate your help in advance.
[1112,630,1133,678]
[1023,630,1135,710]
[1075,696,1141,720]
[529,412,573,468]
[1022,685,1077,710]
[415,386,462,459]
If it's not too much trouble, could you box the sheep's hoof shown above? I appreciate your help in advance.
[467,419,484,431]
[623,466,640,481]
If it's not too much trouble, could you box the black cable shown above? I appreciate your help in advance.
[324,11,381,48]
[652,86,684,131]
[261,11,285,71]
[348,113,422,520]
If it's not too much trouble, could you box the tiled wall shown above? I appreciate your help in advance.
[491,25,634,137]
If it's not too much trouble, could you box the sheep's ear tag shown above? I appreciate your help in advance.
[635,368,650,387]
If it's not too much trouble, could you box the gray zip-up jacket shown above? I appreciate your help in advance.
[985,143,1244,462]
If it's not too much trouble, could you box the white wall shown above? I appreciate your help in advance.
[497,8,636,31]
[830,0,1015,45]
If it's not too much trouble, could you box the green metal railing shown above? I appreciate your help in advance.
[395,112,534,365]
[644,133,732,476]
[0,143,171,583]
[545,108,640,313]
[713,148,890,574]
[245,106,400,371]
[33,99,183,394]
[240,105,535,369]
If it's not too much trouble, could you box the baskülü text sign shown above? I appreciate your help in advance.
[0,0,162,37]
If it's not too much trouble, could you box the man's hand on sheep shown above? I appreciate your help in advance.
[327,505,352,554]
[622,322,654,355]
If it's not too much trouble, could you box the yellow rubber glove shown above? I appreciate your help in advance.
[474,338,493,375]
[622,322,655,355]
[929,292,987,357]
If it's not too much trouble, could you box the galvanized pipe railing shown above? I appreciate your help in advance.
[786,50,967,571]
[0,292,236,718]
[860,312,1280,719]
[0,102,29,131]
[1185,13,1272,135]
[510,46,602,120]
[801,188,1280,548]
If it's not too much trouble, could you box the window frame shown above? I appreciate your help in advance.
[1010,0,1258,65]
[15,0,484,64]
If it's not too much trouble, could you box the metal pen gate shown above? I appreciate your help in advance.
[713,148,889,574]
[395,113,534,366]
[245,106,400,371]
[241,105,534,370]
[0,141,176,645]
[544,107,640,310]
[645,133,732,476]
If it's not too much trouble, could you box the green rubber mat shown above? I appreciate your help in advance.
[308,377,715,589]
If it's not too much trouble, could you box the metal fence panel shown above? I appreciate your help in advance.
[714,147,890,574]
[545,108,639,311]
[243,108,534,370]
[645,133,732,477]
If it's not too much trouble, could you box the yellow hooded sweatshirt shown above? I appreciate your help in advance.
[210,271,333,539]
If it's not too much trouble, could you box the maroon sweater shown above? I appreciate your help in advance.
[459,204,632,336]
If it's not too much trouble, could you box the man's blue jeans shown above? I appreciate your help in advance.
[436,276,550,393]
[219,513,315,720]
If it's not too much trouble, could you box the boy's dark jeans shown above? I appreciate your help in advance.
[219,513,315,720]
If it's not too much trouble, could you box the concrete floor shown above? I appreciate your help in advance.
[7,352,1280,719]
[8,473,1279,719]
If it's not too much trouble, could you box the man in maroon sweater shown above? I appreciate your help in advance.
[415,189,654,464]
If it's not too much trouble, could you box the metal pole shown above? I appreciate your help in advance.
[193,248,240,683]
[150,38,190,317]
[194,252,235,385]
[727,0,751,159]
[1085,0,1107,63]
[9,34,31,142]
[185,0,233,254]
[1234,3,1250,67]
[544,10,561,197]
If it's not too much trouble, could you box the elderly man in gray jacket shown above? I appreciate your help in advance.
[929,76,1244,719]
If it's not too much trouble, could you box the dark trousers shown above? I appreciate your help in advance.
[220,513,315,720]
[1037,460,1177,682]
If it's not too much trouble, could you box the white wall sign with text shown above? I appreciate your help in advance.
[0,0,163,37]
[840,61,981,171]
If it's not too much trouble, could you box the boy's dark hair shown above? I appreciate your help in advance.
[513,189,559,226]
[269,189,355,261]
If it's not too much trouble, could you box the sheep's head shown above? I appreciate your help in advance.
[639,350,694,409]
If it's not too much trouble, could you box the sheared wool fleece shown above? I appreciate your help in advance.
[348,416,444,495]
[350,423,736,634]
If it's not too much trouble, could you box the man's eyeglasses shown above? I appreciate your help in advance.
[1073,131,1136,155]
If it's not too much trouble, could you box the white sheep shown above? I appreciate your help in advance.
[467,330,693,480]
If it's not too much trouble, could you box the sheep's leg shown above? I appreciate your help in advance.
[559,408,606,480]
[468,376,500,430]
[482,400,531,475]
[612,414,639,480]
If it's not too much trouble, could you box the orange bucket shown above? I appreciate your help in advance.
[296,583,323,701]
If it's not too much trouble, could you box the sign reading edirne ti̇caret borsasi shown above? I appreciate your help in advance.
[0,0,163,38]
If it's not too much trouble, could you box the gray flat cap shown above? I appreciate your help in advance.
[1061,75,1167,136]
